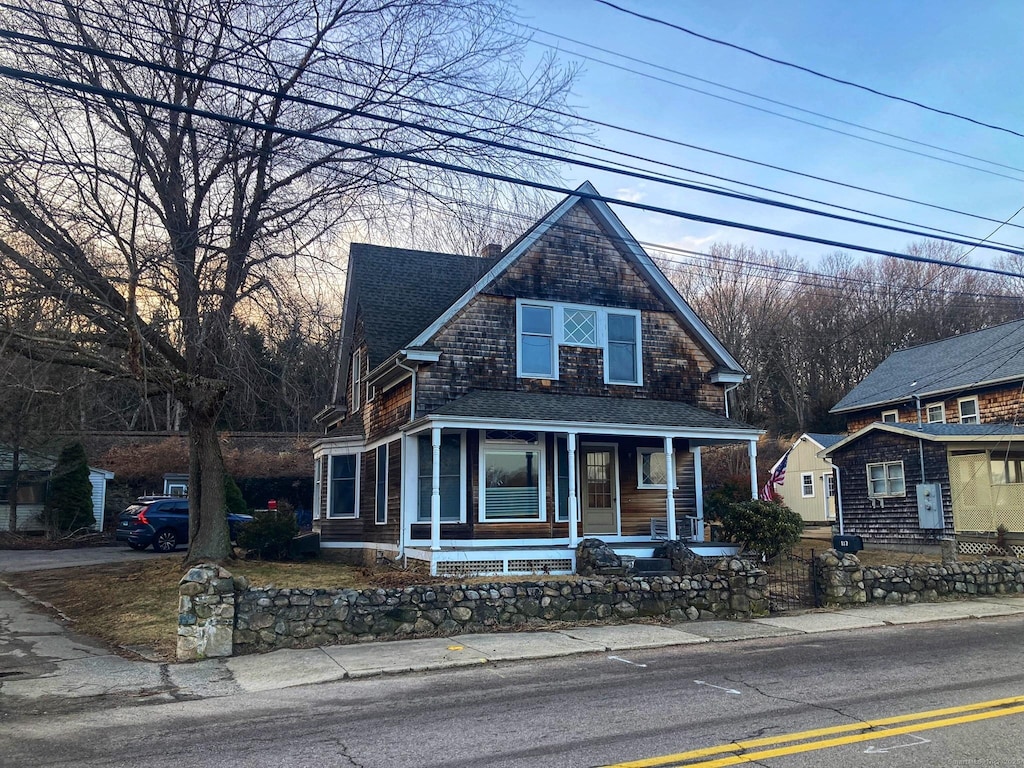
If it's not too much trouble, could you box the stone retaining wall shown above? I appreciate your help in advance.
[177,559,768,658]
[817,549,1024,606]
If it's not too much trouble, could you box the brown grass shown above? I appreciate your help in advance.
[4,557,372,661]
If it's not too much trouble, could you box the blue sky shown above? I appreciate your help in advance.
[512,0,1024,265]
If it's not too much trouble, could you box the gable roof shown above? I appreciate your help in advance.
[821,421,1024,457]
[831,318,1024,414]
[348,244,498,369]
[407,181,745,375]
[805,432,844,449]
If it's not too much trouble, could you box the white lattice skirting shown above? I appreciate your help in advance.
[958,540,1024,558]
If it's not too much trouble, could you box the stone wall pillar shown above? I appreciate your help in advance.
[177,563,237,661]
[817,549,867,606]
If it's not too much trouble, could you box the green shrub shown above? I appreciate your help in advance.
[718,499,804,559]
[224,474,247,518]
[237,503,298,560]
[704,481,752,524]
[42,442,95,535]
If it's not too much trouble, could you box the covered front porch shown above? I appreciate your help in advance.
[400,392,761,575]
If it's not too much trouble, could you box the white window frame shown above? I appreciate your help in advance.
[926,402,945,424]
[515,299,643,386]
[516,302,558,380]
[800,472,814,498]
[351,348,363,412]
[881,410,899,423]
[478,433,546,523]
[327,452,360,519]
[415,431,467,524]
[375,444,388,525]
[636,448,677,490]
[958,396,980,424]
[313,457,322,521]
[866,461,906,498]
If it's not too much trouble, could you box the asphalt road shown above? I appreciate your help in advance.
[4,615,1024,767]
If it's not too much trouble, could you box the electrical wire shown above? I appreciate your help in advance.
[593,0,1024,141]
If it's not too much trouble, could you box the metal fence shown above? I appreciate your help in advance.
[765,550,822,612]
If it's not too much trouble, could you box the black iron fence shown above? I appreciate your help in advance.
[764,549,822,612]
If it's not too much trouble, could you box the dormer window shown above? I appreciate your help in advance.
[516,300,642,385]
[351,348,363,412]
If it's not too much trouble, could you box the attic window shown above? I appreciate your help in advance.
[959,397,980,424]
[516,300,643,385]
[926,403,945,424]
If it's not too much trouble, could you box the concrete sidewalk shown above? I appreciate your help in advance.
[3,580,1024,710]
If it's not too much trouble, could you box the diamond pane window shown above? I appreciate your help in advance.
[563,308,597,346]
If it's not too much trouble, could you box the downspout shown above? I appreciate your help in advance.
[395,359,419,564]
[913,393,926,483]
[835,465,845,536]
[723,382,741,419]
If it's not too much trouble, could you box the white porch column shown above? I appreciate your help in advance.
[748,439,759,500]
[430,427,441,555]
[664,436,677,541]
[567,432,579,548]
[691,446,704,542]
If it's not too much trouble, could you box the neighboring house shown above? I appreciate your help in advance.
[163,473,189,497]
[0,447,115,532]
[312,182,762,575]
[772,433,842,525]
[825,321,1024,553]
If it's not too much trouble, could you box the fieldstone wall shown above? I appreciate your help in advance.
[817,549,1024,606]
[177,564,237,661]
[231,558,768,654]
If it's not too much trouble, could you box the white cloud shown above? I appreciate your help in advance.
[614,186,646,204]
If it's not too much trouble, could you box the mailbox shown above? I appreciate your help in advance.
[832,535,864,553]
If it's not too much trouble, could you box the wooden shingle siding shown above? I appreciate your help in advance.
[845,382,1024,432]
[416,202,723,416]
[367,379,411,442]
[831,431,953,545]
[617,438,696,536]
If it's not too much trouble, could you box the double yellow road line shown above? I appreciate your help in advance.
[603,694,1024,767]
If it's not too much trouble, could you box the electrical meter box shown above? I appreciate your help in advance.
[916,483,943,529]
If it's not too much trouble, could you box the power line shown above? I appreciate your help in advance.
[518,27,1024,183]
[11,0,1024,236]
[593,0,1024,141]
[5,29,1024,261]
[5,63,1024,280]
[521,24,1024,176]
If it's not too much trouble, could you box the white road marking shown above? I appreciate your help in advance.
[863,734,931,753]
[608,655,647,667]
[694,680,742,695]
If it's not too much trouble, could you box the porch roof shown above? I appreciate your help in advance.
[424,390,759,437]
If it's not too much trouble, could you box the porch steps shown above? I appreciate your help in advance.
[630,557,674,576]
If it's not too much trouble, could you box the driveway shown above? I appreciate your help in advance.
[0,546,173,574]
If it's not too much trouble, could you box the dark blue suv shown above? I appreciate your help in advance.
[116,497,254,553]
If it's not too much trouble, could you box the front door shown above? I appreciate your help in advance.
[582,445,618,535]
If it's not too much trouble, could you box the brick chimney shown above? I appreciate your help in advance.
[479,243,502,259]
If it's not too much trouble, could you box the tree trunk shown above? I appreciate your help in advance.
[184,381,230,564]
[7,443,19,533]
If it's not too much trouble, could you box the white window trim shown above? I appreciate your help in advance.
[516,301,558,380]
[958,396,980,424]
[375,444,388,525]
[351,348,362,412]
[800,472,815,498]
[313,458,322,521]
[636,448,677,490]
[327,452,361,519]
[478,435,547,523]
[554,437,570,523]
[515,299,643,386]
[415,431,467,524]
[881,410,899,423]
[926,402,946,424]
[866,460,906,498]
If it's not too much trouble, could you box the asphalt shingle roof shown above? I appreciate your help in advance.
[831,319,1024,413]
[430,390,758,432]
[896,423,1024,438]
[806,432,844,449]
[349,243,498,368]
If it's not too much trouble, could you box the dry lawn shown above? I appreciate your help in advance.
[3,556,373,661]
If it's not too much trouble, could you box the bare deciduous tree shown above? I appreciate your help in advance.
[0,0,578,562]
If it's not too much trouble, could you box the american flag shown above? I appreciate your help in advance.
[760,449,791,501]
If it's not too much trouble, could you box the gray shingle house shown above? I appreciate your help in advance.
[312,183,760,575]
